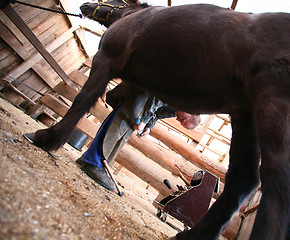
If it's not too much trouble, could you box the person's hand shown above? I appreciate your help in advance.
[138,127,150,137]
[133,121,150,137]
[133,121,146,131]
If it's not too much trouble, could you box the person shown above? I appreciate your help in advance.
[175,111,201,130]
[76,83,201,191]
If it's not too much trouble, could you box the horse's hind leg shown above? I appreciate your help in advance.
[249,92,290,239]
[32,52,114,151]
[175,110,260,240]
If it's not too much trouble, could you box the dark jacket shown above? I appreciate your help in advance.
[103,83,175,162]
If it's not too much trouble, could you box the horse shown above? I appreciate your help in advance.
[27,0,290,239]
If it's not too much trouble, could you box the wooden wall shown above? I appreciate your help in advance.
[0,0,86,103]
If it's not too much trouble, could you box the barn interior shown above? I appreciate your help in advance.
[0,0,288,239]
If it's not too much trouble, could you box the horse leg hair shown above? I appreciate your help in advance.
[174,110,260,240]
[249,86,290,239]
[32,52,112,151]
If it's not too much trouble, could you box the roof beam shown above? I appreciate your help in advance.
[231,0,238,10]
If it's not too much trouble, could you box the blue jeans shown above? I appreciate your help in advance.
[83,105,121,167]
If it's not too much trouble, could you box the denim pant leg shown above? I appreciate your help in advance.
[83,105,121,167]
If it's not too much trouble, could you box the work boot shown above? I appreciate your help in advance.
[75,156,86,166]
[81,162,115,191]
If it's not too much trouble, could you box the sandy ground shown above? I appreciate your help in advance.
[0,97,182,240]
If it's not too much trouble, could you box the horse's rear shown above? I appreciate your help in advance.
[242,12,290,240]
[30,4,290,239]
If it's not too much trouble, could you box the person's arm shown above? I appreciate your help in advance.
[134,97,176,137]
[145,105,176,130]
[133,96,162,136]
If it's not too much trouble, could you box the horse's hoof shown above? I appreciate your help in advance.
[23,132,36,144]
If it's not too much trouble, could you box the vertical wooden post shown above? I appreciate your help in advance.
[231,0,238,10]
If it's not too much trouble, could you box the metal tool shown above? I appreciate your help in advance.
[102,160,124,196]
[163,179,175,194]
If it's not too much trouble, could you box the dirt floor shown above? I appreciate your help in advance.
[0,97,183,240]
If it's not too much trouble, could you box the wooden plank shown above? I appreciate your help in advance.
[206,128,231,144]
[0,21,57,89]
[53,81,78,102]
[3,82,35,104]
[26,9,54,32]
[3,27,76,87]
[87,102,110,122]
[0,43,11,61]
[150,124,227,182]
[128,133,199,178]
[16,70,39,98]
[19,71,46,100]
[0,21,50,88]
[60,0,90,57]
[68,70,88,87]
[52,81,111,122]
[55,38,86,74]
[237,190,261,239]
[13,0,54,25]
[0,21,29,60]
[199,115,215,134]
[198,142,225,156]
[231,0,238,10]
[0,53,22,75]
[116,144,185,196]
[74,28,90,58]
[39,94,68,116]
[2,5,75,87]
[83,57,93,68]
[0,9,29,48]
[161,117,203,143]
[39,94,99,138]
[33,14,68,48]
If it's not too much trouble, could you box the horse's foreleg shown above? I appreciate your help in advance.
[175,110,260,240]
[32,52,113,151]
[249,96,290,240]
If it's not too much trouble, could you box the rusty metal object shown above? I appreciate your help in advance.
[156,171,218,229]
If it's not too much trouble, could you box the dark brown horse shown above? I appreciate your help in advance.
[28,1,290,239]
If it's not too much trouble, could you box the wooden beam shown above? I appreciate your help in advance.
[2,4,75,87]
[3,82,35,105]
[52,81,110,122]
[68,70,88,87]
[60,0,91,57]
[231,0,238,10]
[80,26,103,37]
[198,142,225,156]
[128,133,199,178]
[53,81,79,102]
[0,21,56,88]
[160,118,203,143]
[116,144,185,196]
[3,27,76,88]
[39,94,99,138]
[150,124,227,182]
[206,128,231,145]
